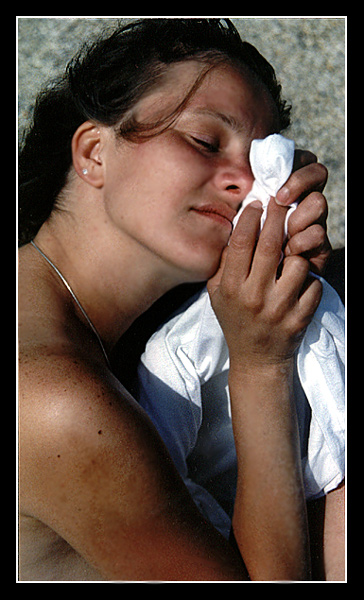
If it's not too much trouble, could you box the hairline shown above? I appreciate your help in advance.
[116,57,281,142]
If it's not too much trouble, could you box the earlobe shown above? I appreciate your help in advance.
[72,121,104,188]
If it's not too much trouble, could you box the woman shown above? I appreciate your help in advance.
[18,19,333,581]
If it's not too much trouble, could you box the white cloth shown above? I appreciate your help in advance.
[232,133,296,234]
[136,135,345,539]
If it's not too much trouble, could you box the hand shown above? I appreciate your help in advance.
[207,199,322,370]
[276,150,332,275]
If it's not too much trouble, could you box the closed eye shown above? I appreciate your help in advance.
[190,136,219,153]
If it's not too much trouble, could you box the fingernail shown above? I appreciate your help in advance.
[250,200,263,209]
[276,188,290,205]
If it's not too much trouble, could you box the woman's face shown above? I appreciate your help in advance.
[101,61,278,283]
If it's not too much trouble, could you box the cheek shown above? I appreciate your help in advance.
[101,145,185,247]
[134,134,210,190]
[112,138,208,223]
[103,138,225,280]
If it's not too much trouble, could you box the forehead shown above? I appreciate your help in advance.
[188,64,278,132]
[135,60,279,133]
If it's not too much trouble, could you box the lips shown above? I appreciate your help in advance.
[191,202,237,226]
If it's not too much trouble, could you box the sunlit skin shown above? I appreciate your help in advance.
[18,61,342,581]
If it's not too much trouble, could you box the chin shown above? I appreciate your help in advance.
[179,252,222,284]
[165,236,227,285]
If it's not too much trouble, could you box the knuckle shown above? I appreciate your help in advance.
[306,224,326,249]
[285,315,307,340]
[268,302,285,323]
[285,254,310,274]
[219,282,235,302]
[258,233,282,257]
[229,231,253,253]
[243,285,264,313]
[309,191,328,215]
[313,162,329,184]
[314,223,326,245]
[286,235,304,255]
[288,224,326,255]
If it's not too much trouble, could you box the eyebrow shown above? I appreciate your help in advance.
[189,107,245,133]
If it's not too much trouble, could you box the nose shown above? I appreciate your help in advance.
[212,157,254,209]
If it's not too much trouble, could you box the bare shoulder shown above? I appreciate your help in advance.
[18,350,166,577]
[18,348,243,581]
[19,348,167,515]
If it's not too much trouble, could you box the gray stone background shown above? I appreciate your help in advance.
[18,17,346,249]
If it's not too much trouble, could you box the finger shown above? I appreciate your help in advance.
[277,255,310,303]
[284,226,331,276]
[207,201,263,299]
[276,162,328,206]
[307,242,332,276]
[283,274,322,339]
[285,224,326,258]
[218,201,263,289]
[287,192,328,238]
[249,200,287,287]
[297,274,323,321]
[292,149,317,172]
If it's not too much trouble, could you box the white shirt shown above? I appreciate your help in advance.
[137,279,345,539]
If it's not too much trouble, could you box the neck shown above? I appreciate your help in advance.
[33,217,185,353]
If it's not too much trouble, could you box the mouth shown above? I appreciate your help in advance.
[191,203,236,228]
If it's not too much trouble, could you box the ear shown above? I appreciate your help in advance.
[72,121,104,188]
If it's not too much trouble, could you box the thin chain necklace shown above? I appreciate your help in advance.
[30,240,111,369]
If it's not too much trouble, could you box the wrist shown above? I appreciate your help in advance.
[228,357,296,425]
[228,356,294,386]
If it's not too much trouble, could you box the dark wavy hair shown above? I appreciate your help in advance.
[18,18,291,246]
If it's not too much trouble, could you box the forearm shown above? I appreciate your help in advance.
[207,200,324,580]
[229,360,311,581]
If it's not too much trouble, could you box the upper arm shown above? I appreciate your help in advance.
[19,356,244,581]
